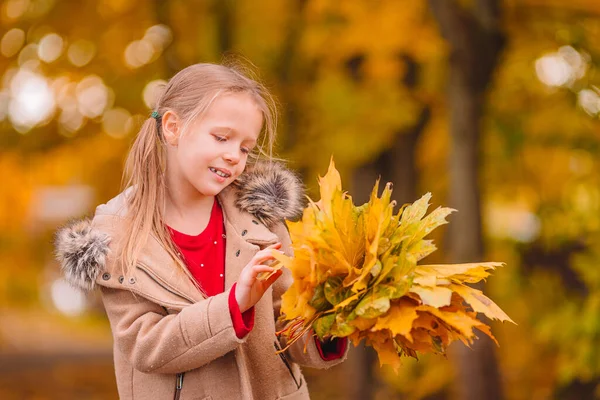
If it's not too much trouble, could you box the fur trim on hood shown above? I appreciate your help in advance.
[54,219,111,291]
[232,161,305,228]
[54,161,305,291]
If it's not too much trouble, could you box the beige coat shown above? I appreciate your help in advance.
[55,163,348,400]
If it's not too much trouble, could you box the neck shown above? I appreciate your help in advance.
[164,168,215,236]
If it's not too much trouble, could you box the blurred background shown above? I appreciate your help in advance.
[1,0,600,399]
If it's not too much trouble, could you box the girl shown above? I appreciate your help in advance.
[55,63,348,400]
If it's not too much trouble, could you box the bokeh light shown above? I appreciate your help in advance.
[577,88,600,116]
[142,79,167,109]
[124,40,154,69]
[75,75,110,118]
[50,279,87,316]
[38,33,63,63]
[535,46,588,88]
[0,28,25,57]
[144,24,173,51]
[17,43,39,67]
[124,24,172,69]
[3,0,30,21]
[7,68,55,132]
[67,39,96,67]
[102,107,132,138]
[487,204,541,243]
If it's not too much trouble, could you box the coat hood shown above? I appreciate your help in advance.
[54,160,305,291]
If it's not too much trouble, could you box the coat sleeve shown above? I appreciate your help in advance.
[100,285,246,374]
[270,222,349,369]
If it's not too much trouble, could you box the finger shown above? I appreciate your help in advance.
[261,242,282,254]
[248,252,277,267]
[249,264,274,280]
[249,246,283,265]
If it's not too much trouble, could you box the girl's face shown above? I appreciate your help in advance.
[166,92,263,198]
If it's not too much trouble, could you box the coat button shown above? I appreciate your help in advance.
[102,273,111,280]
[118,276,124,284]
[129,277,136,284]
[235,250,241,257]
[241,230,248,236]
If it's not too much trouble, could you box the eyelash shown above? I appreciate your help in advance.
[213,135,251,155]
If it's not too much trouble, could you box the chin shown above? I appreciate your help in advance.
[196,183,228,197]
[197,188,221,197]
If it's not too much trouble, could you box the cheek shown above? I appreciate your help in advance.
[233,159,248,177]
[178,136,210,164]
[177,146,194,167]
[175,149,206,181]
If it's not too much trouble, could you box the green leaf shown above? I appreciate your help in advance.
[378,279,411,300]
[312,314,335,340]
[309,283,332,311]
[354,290,391,319]
[324,276,352,305]
[330,315,357,337]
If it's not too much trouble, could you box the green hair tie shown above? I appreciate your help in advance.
[151,111,161,120]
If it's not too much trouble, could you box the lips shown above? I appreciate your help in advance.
[209,167,232,178]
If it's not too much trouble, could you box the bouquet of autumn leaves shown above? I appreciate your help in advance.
[266,160,514,371]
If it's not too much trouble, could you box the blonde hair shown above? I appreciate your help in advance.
[119,62,279,284]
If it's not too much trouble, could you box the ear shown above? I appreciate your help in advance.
[161,110,180,145]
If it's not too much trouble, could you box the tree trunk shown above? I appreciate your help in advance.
[350,55,431,399]
[349,127,423,400]
[275,0,310,153]
[377,106,430,206]
[428,1,505,399]
[214,0,234,56]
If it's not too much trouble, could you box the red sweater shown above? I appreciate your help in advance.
[169,199,347,359]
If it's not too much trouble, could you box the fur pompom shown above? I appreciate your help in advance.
[233,161,305,228]
[54,219,110,291]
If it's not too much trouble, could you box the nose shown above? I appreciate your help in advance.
[223,149,240,165]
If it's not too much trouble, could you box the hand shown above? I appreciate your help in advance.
[235,243,284,313]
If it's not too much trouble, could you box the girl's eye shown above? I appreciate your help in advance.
[213,135,226,142]
[241,147,250,154]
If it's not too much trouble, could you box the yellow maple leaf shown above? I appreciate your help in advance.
[371,298,419,341]
[415,262,502,281]
[350,316,378,331]
[450,283,515,323]
[410,285,454,308]
[368,334,403,372]
[417,305,481,341]
[318,157,343,217]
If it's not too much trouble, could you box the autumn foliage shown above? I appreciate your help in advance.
[265,159,514,371]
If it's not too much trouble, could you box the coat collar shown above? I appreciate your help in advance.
[218,186,278,245]
[55,160,305,294]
